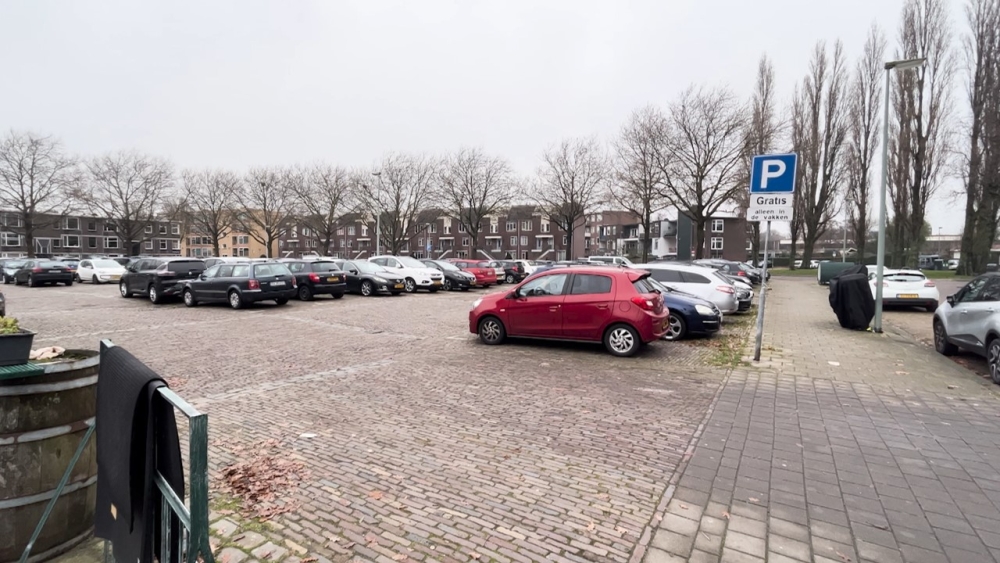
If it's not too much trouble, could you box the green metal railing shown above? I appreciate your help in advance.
[18,340,214,563]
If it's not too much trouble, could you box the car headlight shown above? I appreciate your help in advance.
[472,298,482,310]
[695,304,715,316]
[374,276,387,283]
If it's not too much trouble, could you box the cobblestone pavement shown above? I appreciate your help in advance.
[644,278,1000,563]
[9,280,740,563]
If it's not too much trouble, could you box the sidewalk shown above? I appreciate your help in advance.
[643,278,1000,563]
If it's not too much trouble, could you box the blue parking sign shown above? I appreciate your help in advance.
[750,154,797,194]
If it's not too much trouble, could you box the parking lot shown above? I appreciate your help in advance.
[10,280,732,563]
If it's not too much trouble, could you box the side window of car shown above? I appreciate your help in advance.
[957,277,989,303]
[231,265,249,277]
[80,260,90,268]
[288,263,303,273]
[569,274,612,295]
[217,265,234,277]
[681,272,710,284]
[975,277,1000,302]
[371,258,385,266]
[519,273,568,297]
[202,265,221,278]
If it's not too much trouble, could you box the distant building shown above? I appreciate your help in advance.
[649,208,748,262]
[0,211,181,258]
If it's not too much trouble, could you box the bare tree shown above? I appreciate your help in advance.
[235,167,296,258]
[291,164,353,254]
[610,106,669,263]
[958,0,1000,275]
[740,56,782,266]
[889,0,955,267]
[791,41,850,266]
[0,131,79,256]
[845,26,886,262]
[183,169,239,257]
[657,86,747,259]
[533,138,608,260]
[82,151,173,255]
[356,153,437,255]
[438,148,517,259]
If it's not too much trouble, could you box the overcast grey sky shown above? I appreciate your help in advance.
[0,0,967,234]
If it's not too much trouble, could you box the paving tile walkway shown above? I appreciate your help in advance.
[643,278,1000,563]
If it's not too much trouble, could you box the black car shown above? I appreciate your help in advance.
[1,259,26,284]
[13,260,74,287]
[203,257,252,269]
[647,278,721,341]
[120,257,206,304]
[495,260,528,285]
[421,259,476,291]
[181,262,296,309]
[281,259,347,301]
[333,259,405,296]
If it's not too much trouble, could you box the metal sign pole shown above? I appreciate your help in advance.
[753,221,770,362]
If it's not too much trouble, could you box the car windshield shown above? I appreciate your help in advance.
[310,261,341,272]
[355,261,384,274]
[39,261,64,268]
[632,276,657,294]
[396,256,427,268]
[434,261,460,271]
[5,261,24,268]
[475,261,490,268]
[93,259,121,268]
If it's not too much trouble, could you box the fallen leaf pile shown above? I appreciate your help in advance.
[218,439,308,520]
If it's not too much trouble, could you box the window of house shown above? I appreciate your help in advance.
[541,223,550,233]
[1,232,20,246]
[87,237,98,248]
[2,214,21,228]
[510,236,517,247]
[711,237,724,250]
[235,247,249,257]
[456,251,467,258]
[444,225,452,235]
[302,227,310,236]
[65,217,80,230]
[236,235,249,245]
[52,239,61,248]
[430,223,438,234]
[562,235,568,245]
[347,226,355,236]
[458,223,466,232]
[172,240,179,250]
[105,224,117,232]
[159,225,167,234]
[361,225,369,237]
[145,241,153,250]
[535,238,543,250]
[336,227,344,236]
[171,224,180,235]
[712,219,725,233]
[490,223,498,234]
[506,221,515,232]
[144,225,153,234]
[63,235,80,247]
[340,238,346,247]
[87,221,97,232]
[520,236,528,246]
[159,240,167,250]
[105,237,119,249]
[462,237,470,247]
[521,220,532,231]
[585,238,591,248]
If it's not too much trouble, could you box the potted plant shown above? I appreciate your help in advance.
[0,317,35,366]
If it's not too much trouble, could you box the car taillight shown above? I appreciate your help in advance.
[717,285,735,294]
[291,277,297,287]
[631,295,656,311]
[924,281,935,287]
[156,271,175,277]
[32,267,42,273]
[248,279,260,290]
[309,272,320,282]
[737,271,746,276]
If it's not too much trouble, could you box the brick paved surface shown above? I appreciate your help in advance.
[644,278,1000,563]
[9,281,736,563]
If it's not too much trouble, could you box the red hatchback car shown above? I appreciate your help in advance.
[468,266,669,356]
[449,259,497,287]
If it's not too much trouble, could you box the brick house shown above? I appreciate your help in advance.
[0,211,181,258]
[650,207,748,261]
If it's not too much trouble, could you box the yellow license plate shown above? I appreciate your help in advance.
[470,281,477,286]
[327,277,339,282]
[110,275,120,280]
[897,293,919,299]
[433,280,442,285]
[395,283,404,289]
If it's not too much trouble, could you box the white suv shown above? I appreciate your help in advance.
[369,255,444,293]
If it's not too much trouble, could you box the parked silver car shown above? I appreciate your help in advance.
[933,273,1000,382]
[634,263,740,314]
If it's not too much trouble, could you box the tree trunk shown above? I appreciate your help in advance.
[566,230,574,260]
[23,215,35,258]
[641,212,652,263]
[749,222,760,266]
[213,239,221,258]
[801,238,816,267]
[693,221,705,259]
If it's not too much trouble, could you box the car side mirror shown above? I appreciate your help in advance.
[349,269,358,275]
[946,295,955,306]
[199,273,207,280]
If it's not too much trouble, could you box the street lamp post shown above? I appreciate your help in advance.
[873,57,926,334]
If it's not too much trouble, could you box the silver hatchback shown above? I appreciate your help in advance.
[933,274,1000,382]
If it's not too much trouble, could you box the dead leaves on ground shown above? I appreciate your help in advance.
[217,439,308,520]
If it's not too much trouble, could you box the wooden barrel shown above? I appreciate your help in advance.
[0,351,99,563]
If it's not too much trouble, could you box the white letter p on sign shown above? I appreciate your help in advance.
[760,160,786,189]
